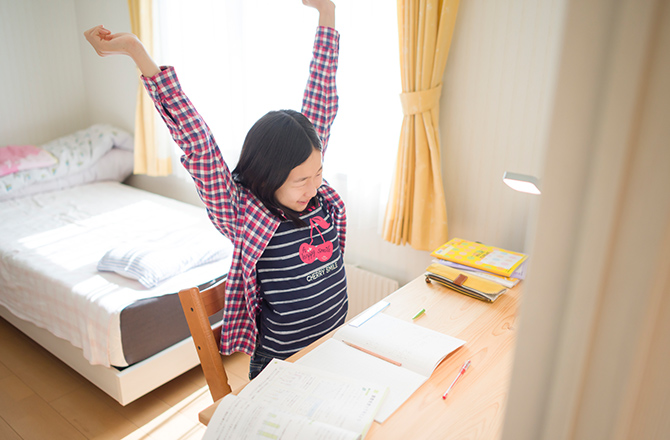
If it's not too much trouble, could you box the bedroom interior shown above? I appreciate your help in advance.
[1,0,669,440]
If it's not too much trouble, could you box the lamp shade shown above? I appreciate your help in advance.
[503,172,541,195]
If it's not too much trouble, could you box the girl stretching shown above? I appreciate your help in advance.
[84,0,346,379]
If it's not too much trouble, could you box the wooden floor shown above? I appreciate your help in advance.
[0,317,250,440]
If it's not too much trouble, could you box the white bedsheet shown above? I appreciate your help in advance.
[0,182,232,367]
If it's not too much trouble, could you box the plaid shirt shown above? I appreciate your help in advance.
[142,27,343,355]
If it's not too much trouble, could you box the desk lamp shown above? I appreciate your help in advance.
[502,172,541,195]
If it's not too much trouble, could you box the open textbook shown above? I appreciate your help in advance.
[202,359,388,440]
[296,311,466,422]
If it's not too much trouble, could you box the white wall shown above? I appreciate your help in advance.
[74,0,137,134]
[0,0,564,288]
[0,0,87,145]
[440,0,565,253]
[0,0,135,143]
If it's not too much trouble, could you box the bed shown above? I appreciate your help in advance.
[0,125,233,405]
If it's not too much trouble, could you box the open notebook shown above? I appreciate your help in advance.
[203,359,388,440]
[296,311,466,422]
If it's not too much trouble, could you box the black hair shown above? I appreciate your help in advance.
[232,109,322,226]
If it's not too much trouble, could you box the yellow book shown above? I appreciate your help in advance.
[431,238,528,278]
[425,263,508,303]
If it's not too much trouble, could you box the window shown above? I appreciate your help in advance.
[155,0,401,229]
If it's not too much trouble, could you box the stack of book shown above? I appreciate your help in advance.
[426,238,528,302]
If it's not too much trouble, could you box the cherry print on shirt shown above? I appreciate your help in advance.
[299,216,334,264]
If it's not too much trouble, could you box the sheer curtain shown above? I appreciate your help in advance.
[154,0,401,234]
[128,0,172,176]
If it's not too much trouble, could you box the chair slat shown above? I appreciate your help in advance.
[179,283,232,401]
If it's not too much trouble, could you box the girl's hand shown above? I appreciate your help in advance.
[302,0,334,9]
[83,25,160,77]
[83,25,140,58]
[302,0,336,28]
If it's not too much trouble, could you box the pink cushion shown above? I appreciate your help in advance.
[0,145,58,177]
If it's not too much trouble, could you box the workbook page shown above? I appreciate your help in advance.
[203,394,359,440]
[297,337,427,423]
[237,360,386,436]
[296,312,465,422]
[334,312,465,377]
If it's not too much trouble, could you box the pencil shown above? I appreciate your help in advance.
[412,308,426,320]
[342,340,402,367]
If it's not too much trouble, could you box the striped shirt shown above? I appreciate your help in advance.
[257,197,347,356]
[142,27,343,355]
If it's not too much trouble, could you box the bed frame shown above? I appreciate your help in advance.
[0,127,226,405]
[0,304,200,405]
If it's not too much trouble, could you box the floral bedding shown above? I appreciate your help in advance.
[0,124,132,196]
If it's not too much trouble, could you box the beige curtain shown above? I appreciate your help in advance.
[128,0,172,176]
[382,0,459,250]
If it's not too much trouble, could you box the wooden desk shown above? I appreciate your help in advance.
[200,275,521,439]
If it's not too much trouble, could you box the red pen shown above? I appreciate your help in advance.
[442,360,471,400]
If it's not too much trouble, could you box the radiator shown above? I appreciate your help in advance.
[345,264,399,320]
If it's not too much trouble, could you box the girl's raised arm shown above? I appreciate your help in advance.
[301,1,339,153]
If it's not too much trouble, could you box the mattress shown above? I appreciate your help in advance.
[0,181,232,367]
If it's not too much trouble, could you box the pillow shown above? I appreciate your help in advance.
[98,231,233,288]
[0,145,58,177]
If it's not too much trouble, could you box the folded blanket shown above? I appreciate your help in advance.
[0,124,132,195]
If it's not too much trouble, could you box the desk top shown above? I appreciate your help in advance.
[200,274,521,440]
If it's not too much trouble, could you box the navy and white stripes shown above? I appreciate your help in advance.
[256,198,347,356]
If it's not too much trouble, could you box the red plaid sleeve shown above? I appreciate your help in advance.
[142,67,240,240]
[302,26,340,155]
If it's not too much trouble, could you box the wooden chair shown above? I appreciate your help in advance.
[178,281,233,402]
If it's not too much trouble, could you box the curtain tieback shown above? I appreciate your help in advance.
[399,84,443,115]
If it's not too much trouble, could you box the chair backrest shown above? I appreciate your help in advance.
[179,281,232,401]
